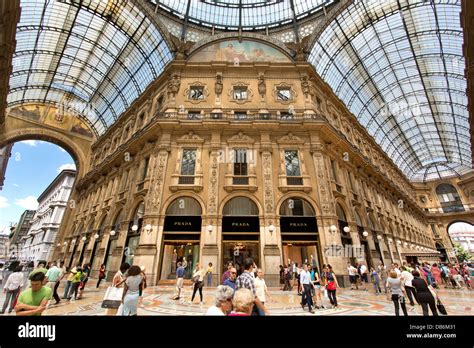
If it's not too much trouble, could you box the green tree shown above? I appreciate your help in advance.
[453,242,471,262]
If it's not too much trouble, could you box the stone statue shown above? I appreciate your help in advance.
[258,74,266,96]
[215,74,223,95]
[167,74,181,100]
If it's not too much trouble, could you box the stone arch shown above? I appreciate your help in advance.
[0,119,91,180]
[127,200,146,222]
[334,198,353,222]
[160,192,206,217]
[219,193,263,217]
[275,193,321,217]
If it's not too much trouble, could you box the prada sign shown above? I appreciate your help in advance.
[280,217,317,233]
[222,216,260,233]
[164,216,202,232]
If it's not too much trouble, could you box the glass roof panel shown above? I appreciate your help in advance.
[8,0,174,136]
[309,0,471,182]
[152,0,335,30]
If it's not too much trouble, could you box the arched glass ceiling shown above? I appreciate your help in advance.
[309,0,472,182]
[152,0,335,31]
[8,0,173,136]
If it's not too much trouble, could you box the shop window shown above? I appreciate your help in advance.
[233,149,248,176]
[436,183,464,213]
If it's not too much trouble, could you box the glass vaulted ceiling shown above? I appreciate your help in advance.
[153,0,335,30]
[309,0,471,182]
[8,0,173,136]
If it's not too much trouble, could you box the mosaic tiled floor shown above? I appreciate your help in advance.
[1,281,473,316]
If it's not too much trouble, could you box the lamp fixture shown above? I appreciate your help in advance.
[343,226,350,233]
[145,224,152,234]
[362,231,369,237]
[94,233,99,239]
[269,224,275,234]
[132,224,138,231]
[82,236,86,242]
[377,235,382,240]
[330,225,337,233]
[110,230,116,236]
[207,224,213,233]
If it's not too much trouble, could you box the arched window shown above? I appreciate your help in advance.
[354,210,363,227]
[280,198,315,216]
[223,197,259,216]
[336,203,347,222]
[132,202,145,222]
[166,197,202,216]
[111,210,122,233]
[436,184,464,213]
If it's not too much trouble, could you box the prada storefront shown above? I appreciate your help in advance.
[222,197,260,276]
[280,198,322,271]
[160,197,202,280]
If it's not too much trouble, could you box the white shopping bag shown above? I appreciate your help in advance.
[101,286,124,309]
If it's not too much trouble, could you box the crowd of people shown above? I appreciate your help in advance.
[1,257,471,316]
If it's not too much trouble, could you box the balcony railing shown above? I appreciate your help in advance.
[233,176,249,185]
[154,112,325,122]
[178,176,195,185]
[287,177,303,185]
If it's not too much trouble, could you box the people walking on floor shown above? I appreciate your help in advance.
[206,285,234,315]
[235,257,269,316]
[400,266,417,308]
[191,263,206,304]
[68,266,83,301]
[283,263,293,291]
[359,262,369,291]
[311,267,325,309]
[221,263,233,284]
[45,261,62,304]
[121,265,143,316]
[206,262,213,287]
[411,270,438,316]
[15,272,52,316]
[300,263,314,314]
[348,262,358,290]
[296,263,302,295]
[223,267,237,290]
[370,267,382,295]
[386,271,408,316]
[1,265,24,314]
[138,266,147,307]
[173,262,185,300]
[378,263,388,294]
[279,265,285,290]
[105,262,130,315]
[63,263,80,299]
[229,288,254,316]
[440,263,450,287]
[255,269,271,316]
[431,263,442,288]
[76,263,90,300]
[323,265,339,309]
[96,264,106,288]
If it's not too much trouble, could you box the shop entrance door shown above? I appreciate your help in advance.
[160,242,200,280]
[222,242,259,277]
[282,242,323,271]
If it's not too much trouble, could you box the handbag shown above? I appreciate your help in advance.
[101,286,124,309]
[192,274,200,283]
[437,299,448,315]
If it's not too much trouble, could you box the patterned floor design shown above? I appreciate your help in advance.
[1,281,472,316]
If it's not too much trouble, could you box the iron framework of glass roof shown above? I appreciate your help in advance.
[151,0,335,31]
[8,0,173,136]
[309,0,472,182]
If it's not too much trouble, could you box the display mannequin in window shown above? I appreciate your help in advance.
[172,249,177,273]
[311,255,317,269]
[187,250,194,278]
[182,257,188,278]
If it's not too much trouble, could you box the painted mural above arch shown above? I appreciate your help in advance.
[188,39,292,63]
[8,103,95,139]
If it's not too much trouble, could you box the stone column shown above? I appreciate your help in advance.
[260,139,279,286]
[133,144,170,285]
[201,141,220,286]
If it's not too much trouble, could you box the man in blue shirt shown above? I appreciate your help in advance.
[300,263,314,313]
[223,267,237,290]
[173,262,185,300]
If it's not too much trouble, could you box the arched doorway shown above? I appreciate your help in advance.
[160,197,202,280]
[436,184,465,213]
[336,203,355,263]
[222,197,260,276]
[280,198,322,271]
[447,221,474,261]
[104,210,121,279]
[123,202,145,265]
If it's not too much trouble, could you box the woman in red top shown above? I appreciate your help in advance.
[228,288,254,316]
[430,264,442,286]
[96,264,106,288]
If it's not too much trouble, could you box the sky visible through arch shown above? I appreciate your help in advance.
[0,141,75,235]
